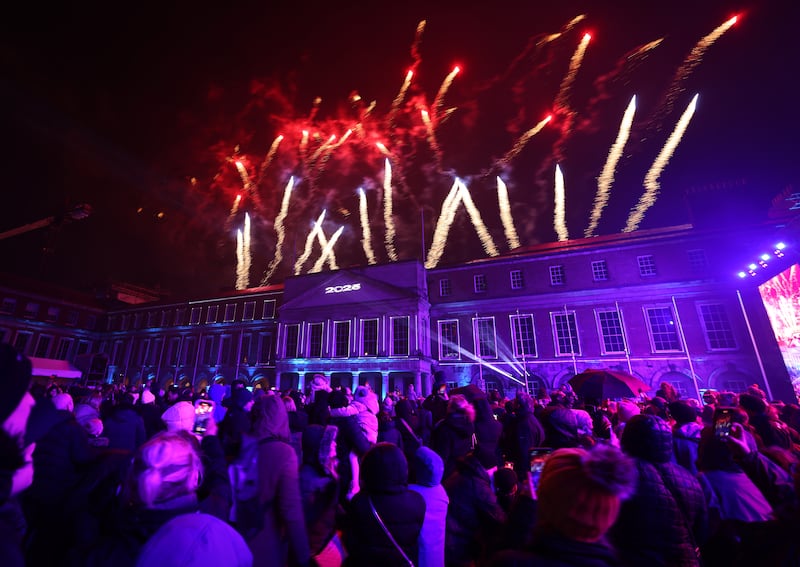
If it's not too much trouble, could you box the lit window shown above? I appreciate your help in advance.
[284,325,300,358]
[551,311,580,355]
[549,265,565,286]
[511,314,537,357]
[190,307,202,325]
[438,320,460,359]
[262,300,276,319]
[56,338,73,360]
[391,317,410,356]
[257,332,272,363]
[334,321,351,358]
[687,249,707,273]
[174,308,186,326]
[474,274,487,293]
[34,335,53,358]
[308,323,324,358]
[596,309,626,354]
[698,303,737,350]
[510,269,524,290]
[638,255,657,277]
[591,260,608,282]
[224,304,236,322]
[13,331,32,353]
[644,306,682,352]
[206,305,219,324]
[474,317,497,358]
[439,279,452,297]
[362,319,379,356]
[24,302,39,318]
[243,301,256,321]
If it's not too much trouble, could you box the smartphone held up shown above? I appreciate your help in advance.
[193,400,215,435]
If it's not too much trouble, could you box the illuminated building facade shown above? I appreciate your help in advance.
[0,224,797,402]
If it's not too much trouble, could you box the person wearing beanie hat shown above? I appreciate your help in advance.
[410,447,449,567]
[490,445,636,567]
[611,414,708,567]
[161,401,196,432]
[669,400,703,475]
[342,443,426,566]
[443,443,506,566]
[0,344,35,567]
[135,512,252,567]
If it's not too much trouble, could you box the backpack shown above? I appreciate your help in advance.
[228,436,278,539]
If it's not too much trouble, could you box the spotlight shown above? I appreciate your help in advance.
[737,271,747,278]
[748,263,758,270]
[776,242,786,250]
[761,254,770,261]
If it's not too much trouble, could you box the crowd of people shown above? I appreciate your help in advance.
[3,339,800,566]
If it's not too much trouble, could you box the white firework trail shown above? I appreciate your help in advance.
[458,180,500,257]
[315,226,338,270]
[426,178,463,269]
[310,226,345,274]
[243,212,251,289]
[586,95,637,237]
[235,229,245,290]
[383,158,398,261]
[624,94,699,232]
[358,188,377,265]
[555,33,591,111]
[262,177,294,285]
[554,164,569,241]
[496,177,520,249]
[294,210,326,275]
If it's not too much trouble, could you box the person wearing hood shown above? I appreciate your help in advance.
[342,442,426,566]
[670,400,703,476]
[351,386,379,444]
[502,392,545,477]
[443,443,507,566]
[299,424,342,562]
[610,414,708,567]
[432,394,476,480]
[219,388,255,459]
[103,392,147,453]
[243,395,311,567]
[410,447,449,567]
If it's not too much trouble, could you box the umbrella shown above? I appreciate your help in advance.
[568,369,651,401]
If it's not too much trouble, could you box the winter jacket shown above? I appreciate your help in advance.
[673,421,702,475]
[489,529,622,567]
[432,412,475,480]
[299,425,340,556]
[698,470,772,522]
[502,407,546,473]
[443,454,507,567]
[410,447,449,567]
[103,405,146,453]
[343,443,426,567]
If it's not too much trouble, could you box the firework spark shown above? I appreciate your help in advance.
[494,115,552,169]
[235,229,245,290]
[586,95,637,237]
[625,94,699,232]
[389,70,414,127]
[432,66,460,121]
[294,210,326,275]
[496,177,520,249]
[458,180,500,257]
[555,33,591,112]
[315,225,338,270]
[554,164,569,241]
[262,177,294,285]
[358,188,377,265]
[383,158,398,261]
[243,213,251,289]
[426,178,463,269]
[255,134,284,189]
[311,226,345,274]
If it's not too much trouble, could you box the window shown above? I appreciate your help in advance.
[591,260,608,281]
[224,304,236,322]
[147,311,159,327]
[161,310,173,327]
[111,340,126,366]
[552,311,580,355]
[76,340,91,356]
[309,323,324,358]
[190,307,202,325]
[638,255,657,277]
[13,331,32,353]
[698,303,736,350]
[0,298,16,314]
[167,337,181,365]
[511,314,537,357]
[284,324,300,358]
[66,310,79,326]
[391,317,410,356]
[438,320,460,359]
[362,319,379,356]
[137,339,151,366]
[175,308,186,326]
[86,315,97,330]
[687,249,707,273]
[181,337,197,365]
[596,309,626,354]
[55,338,74,360]
[262,300,276,319]
[474,317,497,358]
[206,305,219,324]
[239,334,252,364]
[510,269,524,290]
[121,314,131,331]
[34,335,53,358]
[24,302,40,319]
[243,301,256,321]
[549,265,565,286]
[334,321,351,358]
[474,274,487,293]
[526,376,540,395]
[220,335,233,365]
[644,306,682,352]
[202,336,217,365]
[723,380,747,393]
[439,279,452,297]
[133,313,143,329]
[257,333,272,363]
[46,306,59,322]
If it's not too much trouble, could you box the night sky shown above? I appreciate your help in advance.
[1,0,798,297]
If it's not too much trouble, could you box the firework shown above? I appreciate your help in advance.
[311,226,345,274]
[496,177,520,249]
[235,229,245,290]
[495,115,552,169]
[653,16,736,130]
[625,94,699,232]
[383,158,398,261]
[585,95,637,237]
[458,180,500,257]
[432,66,460,121]
[358,188,377,264]
[389,70,414,127]
[294,210,326,275]
[315,225,338,270]
[255,134,284,189]
[555,33,591,112]
[243,212,251,289]
[261,177,294,285]
[554,164,569,241]
[426,178,463,269]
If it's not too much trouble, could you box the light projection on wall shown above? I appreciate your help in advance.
[758,264,800,385]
